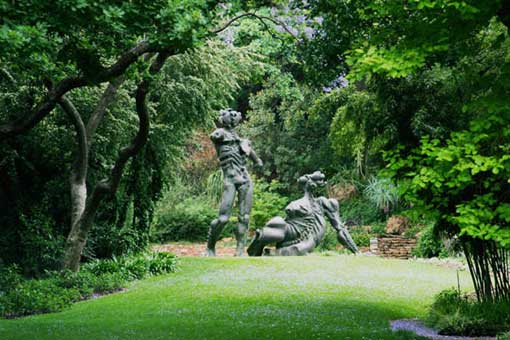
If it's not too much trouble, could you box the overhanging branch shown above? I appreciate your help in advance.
[212,12,298,39]
[58,95,88,182]
[86,76,126,145]
[0,40,155,141]
[94,51,170,196]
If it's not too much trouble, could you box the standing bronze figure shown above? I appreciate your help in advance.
[206,109,263,256]
[247,171,359,256]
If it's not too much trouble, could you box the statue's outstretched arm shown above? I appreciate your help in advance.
[249,148,263,168]
[320,198,358,254]
[241,139,263,168]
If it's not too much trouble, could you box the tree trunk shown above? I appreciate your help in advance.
[463,237,510,303]
[61,52,170,271]
[62,187,104,271]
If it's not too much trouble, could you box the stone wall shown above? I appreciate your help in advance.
[370,236,417,259]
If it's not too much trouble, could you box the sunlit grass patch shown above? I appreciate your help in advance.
[0,256,472,340]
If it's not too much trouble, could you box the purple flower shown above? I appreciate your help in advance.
[331,74,349,89]
[315,16,324,25]
[289,27,299,36]
[295,15,306,24]
[275,25,286,34]
[221,29,234,44]
[304,27,315,39]
[322,87,332,93]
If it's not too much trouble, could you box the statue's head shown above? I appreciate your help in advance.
[298,171,326,192]
[218,108,242,128]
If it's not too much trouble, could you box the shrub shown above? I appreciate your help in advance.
[413,223,447,258]
[317,226,370,251]
[153,178,288,241]
[498,332,510,340]
[17,211,65,275]
[427,288,510,336]
[370,222,386,236]
[93,273,125,294]
[152,197,217,242]
[146,252,178,275]
[0,251,178,319]
[251,179,287,228]
[55,270,96,298]
[350,232,370,247]
[0,278,80,318]
[82,256,125,277]
[363,177,400,214]
[340,197,384,226]
[81,251,178,281]
[318,228,338,251]
[0,265,23,292]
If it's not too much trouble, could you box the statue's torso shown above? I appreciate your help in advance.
[281,197,327,246]
[211,128,250,185]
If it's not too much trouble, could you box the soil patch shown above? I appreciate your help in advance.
[152,239,237,256]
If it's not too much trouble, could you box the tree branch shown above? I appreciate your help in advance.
[0,40,154,141]
[88,51,169,199]
[58,95,88,182]
[105,52,169,193]
[57,95,89,230]
[0,68,16,85]
[61,51,170,271]
[211,12,298,39]
[86,76,126,145]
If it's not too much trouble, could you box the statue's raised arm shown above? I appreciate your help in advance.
[240,139,263,169]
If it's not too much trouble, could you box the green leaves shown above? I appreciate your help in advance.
[0,0,221,83]
[386,111,510,246]
[310,1,503,80]
[346,45,444,80]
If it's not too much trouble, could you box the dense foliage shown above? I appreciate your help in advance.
[0,251,177,318]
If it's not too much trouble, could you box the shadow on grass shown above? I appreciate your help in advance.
[1,256,460,340]
[0,292,429,340]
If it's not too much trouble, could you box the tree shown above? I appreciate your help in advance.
[304,1,510,301]
[0,1,296,271]
[0,0,222,271]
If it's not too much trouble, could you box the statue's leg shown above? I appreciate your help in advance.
[205,182,235,256]
[277,238,315,256]
[235,180,253,256]
[247,223,286,256]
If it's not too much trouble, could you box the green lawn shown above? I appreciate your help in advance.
[0,256,472,340]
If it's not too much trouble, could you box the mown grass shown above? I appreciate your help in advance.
[0,255,473,340]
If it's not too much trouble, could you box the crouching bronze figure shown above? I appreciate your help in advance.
[247,171,358,256]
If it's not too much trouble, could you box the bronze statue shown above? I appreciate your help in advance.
[206,109,263,256]
[247,171,358,256]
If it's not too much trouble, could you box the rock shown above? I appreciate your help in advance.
[328,182,357,201]
[385,215,410,235]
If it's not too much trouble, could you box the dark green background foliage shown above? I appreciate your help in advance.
[152,198,219,242]
[0,36,258,272]
[412,224,448,259]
